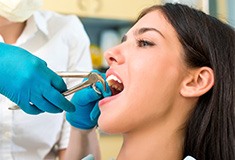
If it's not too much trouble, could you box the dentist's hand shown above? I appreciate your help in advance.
[0,43,75,114]
[66,70,111,130]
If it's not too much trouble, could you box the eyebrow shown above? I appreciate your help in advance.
[136,27,165,38]
[121,27,165,43]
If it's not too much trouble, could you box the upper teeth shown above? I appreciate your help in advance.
[106,75,124,92]
[106,75,122,84]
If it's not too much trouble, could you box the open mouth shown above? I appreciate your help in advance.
[106,75,124,96]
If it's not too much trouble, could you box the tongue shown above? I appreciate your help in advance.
[110,87,120,96]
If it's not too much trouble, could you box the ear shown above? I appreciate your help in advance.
[180,67,214,97]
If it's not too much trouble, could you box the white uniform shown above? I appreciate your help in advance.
[0,10,92,160]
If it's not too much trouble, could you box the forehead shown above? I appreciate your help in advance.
[129,10,177,38]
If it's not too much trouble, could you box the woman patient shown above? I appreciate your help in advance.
[66,3,235,160]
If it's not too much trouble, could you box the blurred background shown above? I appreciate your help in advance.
[41,0,234,159]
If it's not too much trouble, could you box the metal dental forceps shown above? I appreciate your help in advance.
[57,71,106,96]
[8,71,106,110]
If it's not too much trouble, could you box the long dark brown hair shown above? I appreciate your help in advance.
[137,3,235,160]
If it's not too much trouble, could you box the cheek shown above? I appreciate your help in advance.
[123,63,184,126]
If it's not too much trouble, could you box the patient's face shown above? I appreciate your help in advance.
[99,10,188,134]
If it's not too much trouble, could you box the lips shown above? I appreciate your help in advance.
[106,74,124,96]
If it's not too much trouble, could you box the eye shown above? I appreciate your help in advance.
[137,39,155,47]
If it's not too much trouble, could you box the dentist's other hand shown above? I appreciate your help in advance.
[0,43,75,114]
[66,70,111,130]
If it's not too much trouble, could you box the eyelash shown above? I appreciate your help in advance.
[137,39,155,47]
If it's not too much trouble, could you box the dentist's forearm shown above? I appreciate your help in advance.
[64,127,101,160]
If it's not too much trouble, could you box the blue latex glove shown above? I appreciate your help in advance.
[66,70,111,130]
[0,43,75,114]
[82,154,94,160]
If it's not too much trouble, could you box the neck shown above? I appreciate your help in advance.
[117,124,185,160]
[0,19,26,44]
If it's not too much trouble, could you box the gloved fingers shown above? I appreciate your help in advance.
[90,102,100,121]
[9,86,44,114]
[91,70,112,97]
[66,100,98,129]
[47,69,68,93]
[41,86,75,112]
[71,87,103,106]
[66,115,97,130]
[96,80,111,97]
[32,97,64,113]
[19,102,44,115]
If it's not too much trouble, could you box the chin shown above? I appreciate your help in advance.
[98,118,121,134]
[98,118,130,134]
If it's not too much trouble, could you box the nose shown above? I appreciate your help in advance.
[104,45,124,66]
